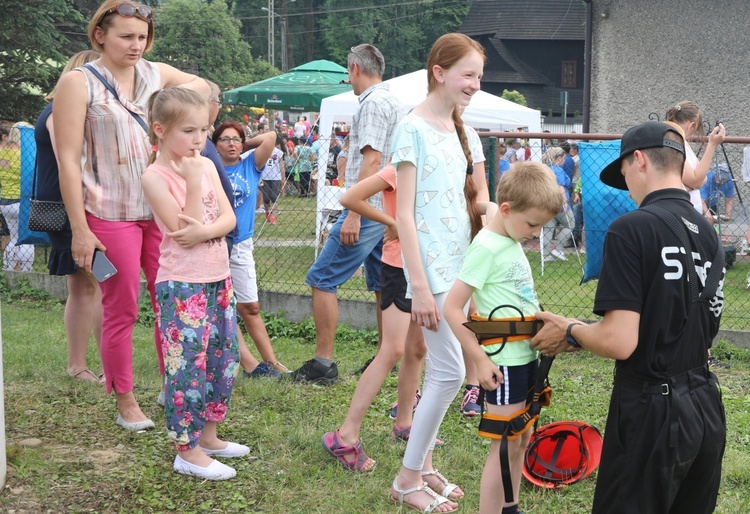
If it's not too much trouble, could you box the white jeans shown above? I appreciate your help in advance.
[0,201,35,271]
[402,291,466,470]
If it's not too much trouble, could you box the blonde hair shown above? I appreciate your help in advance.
[665,100,704,137]
[88,0,155,54]
[542,147,565,165]
[46,50,100,102]
[147,88,208,164]
[496,162,563,216]
[427,33,486,239]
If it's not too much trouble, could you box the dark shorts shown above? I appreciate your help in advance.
[484,359,538,405]
[380,262,411,313]
[260,180,281,205]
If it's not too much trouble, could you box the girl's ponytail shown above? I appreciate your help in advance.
[453,108,482,240]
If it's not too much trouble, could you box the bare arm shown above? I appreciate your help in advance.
[530,309,639,360]
[242,131,277,169]
[445,280,504,389]
[682,124,726,189]
[157,63,210,98]
[144,157,236,247]
[53,70,105,273]
[339,146,382,245]
[396,161,439,330]
[340,173,395,238]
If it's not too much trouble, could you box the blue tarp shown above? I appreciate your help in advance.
[18,124,50,245]
[580,140,636,282]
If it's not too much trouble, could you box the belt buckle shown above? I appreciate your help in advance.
[661,383,670,395]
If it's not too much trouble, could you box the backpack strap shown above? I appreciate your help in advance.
[83,63,149,134]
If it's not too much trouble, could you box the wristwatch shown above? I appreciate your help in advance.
[566,322,583,348]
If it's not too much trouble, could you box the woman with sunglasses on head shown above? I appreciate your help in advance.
[54,0,210,431]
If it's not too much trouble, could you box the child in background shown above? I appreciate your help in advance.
[540,147,573,262]
[444,162,563,514]
[321,163,427,471]
[390,33,486,513]
[141,87,245,481]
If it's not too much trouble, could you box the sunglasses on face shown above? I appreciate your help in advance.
[218,136,242,144]
[101,3,153,24]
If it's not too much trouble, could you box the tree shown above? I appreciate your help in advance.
[0,0,87,122]
[148,0,277,93]
[316,0,470,79]
[502,89,527,107]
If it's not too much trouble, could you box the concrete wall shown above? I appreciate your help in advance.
[590,0,750,134]
[2,271,378,330]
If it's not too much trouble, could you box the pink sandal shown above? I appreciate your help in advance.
[322,430,376,472]
[391,424,445,447]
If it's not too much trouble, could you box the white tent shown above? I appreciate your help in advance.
[317,69,542,136]
[312,69,542,251]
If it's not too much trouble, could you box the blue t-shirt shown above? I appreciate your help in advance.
[225,150,264,243]
[700,170,735,208]
[550,164,571,206]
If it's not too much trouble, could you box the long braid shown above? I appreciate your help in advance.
[453,108,482,239]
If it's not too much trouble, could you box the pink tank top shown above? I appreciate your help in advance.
[146,161,230,284]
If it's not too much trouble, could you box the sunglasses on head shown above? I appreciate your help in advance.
[102,3,153,23]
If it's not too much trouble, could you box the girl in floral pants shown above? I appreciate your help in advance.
[143,87,246,480]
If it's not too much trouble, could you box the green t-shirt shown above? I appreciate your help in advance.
[458,228,540,366]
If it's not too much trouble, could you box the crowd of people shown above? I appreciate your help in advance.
[3,1,729,511]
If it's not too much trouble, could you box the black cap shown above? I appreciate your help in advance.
[600,122,685,190]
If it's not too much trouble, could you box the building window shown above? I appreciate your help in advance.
[562,61,576,88]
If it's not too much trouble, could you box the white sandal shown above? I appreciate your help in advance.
[421,470,463,500]
[391,478,456,513]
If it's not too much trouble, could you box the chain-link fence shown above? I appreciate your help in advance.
[7,126,750,330]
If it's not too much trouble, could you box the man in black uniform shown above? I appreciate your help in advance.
[530,122,726,514]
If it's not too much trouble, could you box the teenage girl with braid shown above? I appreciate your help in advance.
[389,33,485,513]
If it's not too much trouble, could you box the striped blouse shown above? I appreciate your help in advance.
[78,59,161,221]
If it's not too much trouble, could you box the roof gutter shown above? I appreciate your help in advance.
[582,0,592,133]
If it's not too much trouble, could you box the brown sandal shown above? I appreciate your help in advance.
[68,369,100,384]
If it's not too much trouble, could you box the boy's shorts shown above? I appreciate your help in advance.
[229,238,258,303]
[380,262,411,313]
[484,359,538,406]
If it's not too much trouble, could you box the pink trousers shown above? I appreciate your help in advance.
[87,214,163,394]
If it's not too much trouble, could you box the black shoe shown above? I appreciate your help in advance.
[563,239,575,248]
[707,356,730,369]
[352,356,375,376]
[292,359,339,385]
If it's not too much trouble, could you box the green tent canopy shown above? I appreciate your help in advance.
[222,60,352,112]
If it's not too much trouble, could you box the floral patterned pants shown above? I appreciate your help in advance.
[155,277,240,450]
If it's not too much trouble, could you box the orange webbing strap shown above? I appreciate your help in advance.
[476,384,552,440]
[476,354,555,504]
[463,314,545,346]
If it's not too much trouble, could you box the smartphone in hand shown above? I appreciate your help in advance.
[92,249,117,282]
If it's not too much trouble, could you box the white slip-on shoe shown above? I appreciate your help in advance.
[116,414,155,432]
[201,442,251,458]
[173,455,236,480]
[551,249,568,261]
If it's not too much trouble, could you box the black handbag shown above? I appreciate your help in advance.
[28,199,67,232]
[28,141,68,232]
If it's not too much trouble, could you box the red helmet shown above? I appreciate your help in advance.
[523,421,603,488]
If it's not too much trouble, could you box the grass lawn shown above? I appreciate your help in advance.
[1,283,749,513]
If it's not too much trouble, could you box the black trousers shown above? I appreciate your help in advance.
[592,367,726,514]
